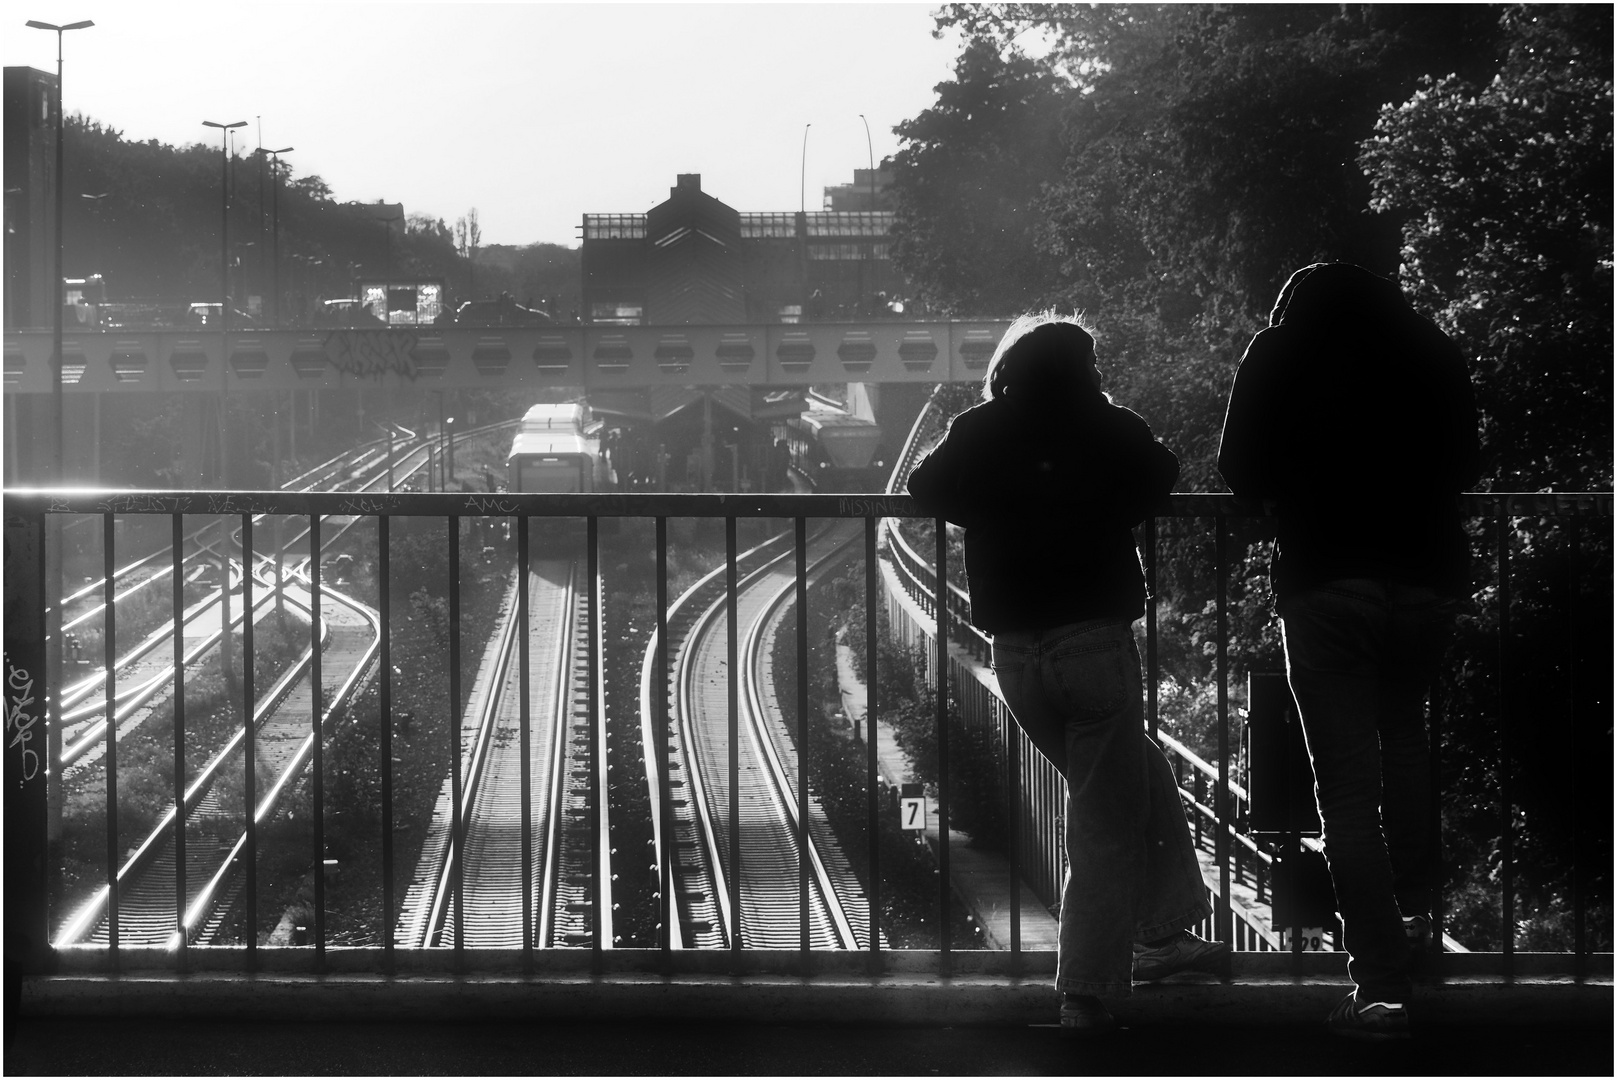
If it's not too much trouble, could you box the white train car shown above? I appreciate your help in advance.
[507,403,599,492]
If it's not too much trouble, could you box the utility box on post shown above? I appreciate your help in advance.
[1246,671,1319,836]
[1247,672,1339,944]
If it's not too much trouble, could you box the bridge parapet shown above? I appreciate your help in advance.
[2,488,1609,985]
[1,321,1011,394]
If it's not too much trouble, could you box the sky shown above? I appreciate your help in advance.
[3,1,966,247]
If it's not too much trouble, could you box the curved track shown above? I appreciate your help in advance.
[648,522,871,950]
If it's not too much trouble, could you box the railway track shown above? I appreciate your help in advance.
[648,521,871,950]
[395,558,608,950]
[56,573,379,947]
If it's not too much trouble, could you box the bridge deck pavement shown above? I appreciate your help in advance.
[11,973,1612,1076]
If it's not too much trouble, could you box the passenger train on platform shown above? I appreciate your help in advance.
[507,403,602,492]
[779,391,886,492]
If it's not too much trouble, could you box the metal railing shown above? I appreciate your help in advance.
[4,487,1611,983]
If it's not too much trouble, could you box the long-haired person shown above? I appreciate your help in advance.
[908,313,1225,1035]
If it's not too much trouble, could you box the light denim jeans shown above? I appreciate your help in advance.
[992,619,1211,997]
[1280,578,1454,1004]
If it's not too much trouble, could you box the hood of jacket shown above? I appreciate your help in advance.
[1270,262,1409,330]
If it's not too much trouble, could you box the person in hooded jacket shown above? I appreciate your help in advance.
[908,314,1225,1036]
[1219,262,1480,1041]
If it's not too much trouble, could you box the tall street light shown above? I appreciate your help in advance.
[265,148,292,324]
[79,191,108,277]
[859,114,876,311]
[799,123,811,215]
[27,16,93,863]
[25,17,94,487]
[203,119,246,488]
[205,117,248,697]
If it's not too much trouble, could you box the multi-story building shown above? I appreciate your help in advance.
[580,172,907,327]
[4,66,58,332]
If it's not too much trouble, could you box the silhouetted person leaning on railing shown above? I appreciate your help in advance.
[1218,262,1481,1042]
[908,313,1226,1037]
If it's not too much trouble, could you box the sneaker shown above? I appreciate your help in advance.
[1058,993,1117,1037]
[1326,991,1411,1042]
[1132,930,1230,981]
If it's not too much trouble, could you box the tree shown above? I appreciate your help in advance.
[887,37,1069,316]
[1360,4,1613,490]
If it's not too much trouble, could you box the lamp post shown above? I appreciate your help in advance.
[266,147,292,324]
[80,191,108,276]
[859,113,876,311]
[203,119,246,488]
[26,18,93,486]
[204,118,247,695]
[26,17,93,862]
[799,123,811,215]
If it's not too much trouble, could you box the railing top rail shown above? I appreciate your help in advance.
[5,489,1611,519]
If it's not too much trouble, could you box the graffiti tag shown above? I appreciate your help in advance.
[838,497,911,517]
[324,330,422,380]
[338,497,397,515]
[6,660,40,783]
[94,494,193,514]
[463,496,519,515]
[206,494,274,516]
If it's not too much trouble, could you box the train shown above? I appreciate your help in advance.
[506,403,601,492]
[779,391,886,492]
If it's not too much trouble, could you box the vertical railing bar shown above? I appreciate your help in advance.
[1145,514,1159,741]
[171,513,187,968]
[1567,517,1584,977]
[934,516,951,968]
[655,516,672,967]
[448,514,464,963]
[865,516,881,968]
[726,515,741,957]
[587,515,603,973]
[102,513,119,966]
[310,514,325,962]
[1214,510,1232,947]
[1007,691,1021,969]
[1428,661,1444,964]
[379,514,394,975]
[1496,512,1513,971]
[518,514,532,964]
[240,513,254,971]
[796,515,810,962]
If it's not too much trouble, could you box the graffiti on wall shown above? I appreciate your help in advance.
[324,330,424,380]
[7,658,40,784]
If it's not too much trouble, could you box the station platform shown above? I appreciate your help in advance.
[10,972,1612,1076]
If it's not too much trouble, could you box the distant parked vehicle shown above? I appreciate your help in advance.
[455,293,555,327]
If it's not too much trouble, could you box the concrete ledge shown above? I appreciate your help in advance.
[22,972,1612,1028]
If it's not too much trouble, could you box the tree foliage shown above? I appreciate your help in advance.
[58,119,579,320]
[1360,5,1613,489]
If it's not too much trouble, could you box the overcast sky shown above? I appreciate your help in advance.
[4,1,965,247]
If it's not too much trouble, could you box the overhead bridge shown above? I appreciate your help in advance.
[1,320,1011,394]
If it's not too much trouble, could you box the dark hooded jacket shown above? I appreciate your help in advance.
[1217,263,1481,599]
[908,386,1178,633]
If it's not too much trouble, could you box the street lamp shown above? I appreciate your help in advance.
[859,114,876,311]
[25,17,94,486]
[203,119,246,488]
[80,192,109,277]
[800,123,811,215]
[27,17,93,859]
[265,147,292,324]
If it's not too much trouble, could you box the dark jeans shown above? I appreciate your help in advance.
[1280,579,1453,1003]
[993,619,1211,997]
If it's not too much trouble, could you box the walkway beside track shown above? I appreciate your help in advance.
[837,641,1061,954]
